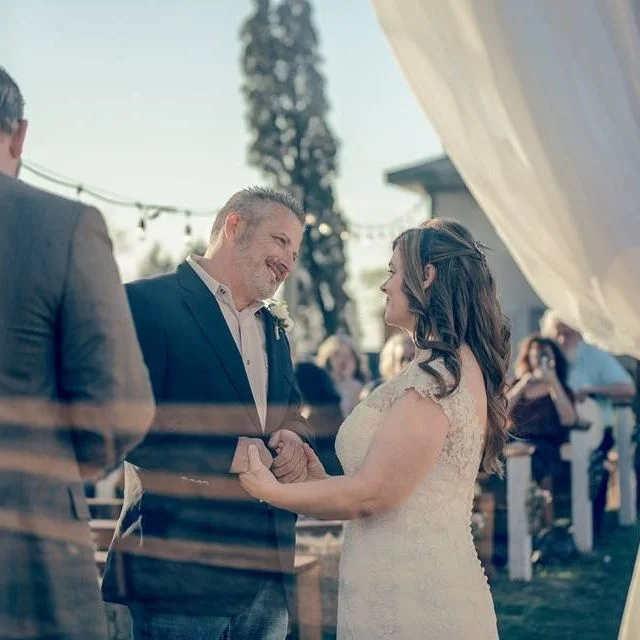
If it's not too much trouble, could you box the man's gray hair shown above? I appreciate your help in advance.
[0,68,25,135]
[539,308,574,337]
[209,186,305,242]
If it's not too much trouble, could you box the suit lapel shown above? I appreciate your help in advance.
[177,263,262,433]
[262,308,292,434]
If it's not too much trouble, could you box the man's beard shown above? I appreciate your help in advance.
[236,258,277,302]
[235,239,279,301]
[253,275,278,301]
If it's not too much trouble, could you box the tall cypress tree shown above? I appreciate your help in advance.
[240,0,350,339]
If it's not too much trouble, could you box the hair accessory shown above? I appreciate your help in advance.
[473,240,489,265]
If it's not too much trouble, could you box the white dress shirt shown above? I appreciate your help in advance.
[187,255,269,431]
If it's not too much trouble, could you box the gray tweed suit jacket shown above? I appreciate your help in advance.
[0,172,153,640]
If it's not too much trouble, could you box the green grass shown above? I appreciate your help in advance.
[492,515,639,640]
[106,515,640,640]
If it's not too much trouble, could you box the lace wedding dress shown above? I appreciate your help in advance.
[619,548,640,639]
[335,356,499,639]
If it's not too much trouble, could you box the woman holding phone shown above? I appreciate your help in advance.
[507,335,577,520]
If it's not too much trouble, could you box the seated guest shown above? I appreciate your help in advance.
[316,335,368,417]
[507,335,577,518]
[360,333,415,400]
[540,310,636,410]
[294,361,344,476]
[540,310,636,535]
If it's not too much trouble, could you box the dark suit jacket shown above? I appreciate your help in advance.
[0,173,153,640]
[102,262,311,617]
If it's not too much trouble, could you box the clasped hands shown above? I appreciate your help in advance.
[231,429,319,483]
[232,429,327,501]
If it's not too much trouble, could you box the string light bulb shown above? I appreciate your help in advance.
[183,211,192,244]
[137,217,147,241]
[20,160,427,244]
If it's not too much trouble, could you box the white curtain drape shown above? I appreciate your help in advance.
[371,0,640,359]
[371,2,640,636]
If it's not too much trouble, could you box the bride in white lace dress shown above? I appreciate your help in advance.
[241,219,511,639]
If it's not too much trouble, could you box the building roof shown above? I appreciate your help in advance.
[385,155,468,193]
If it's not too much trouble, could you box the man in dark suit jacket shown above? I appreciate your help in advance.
[0,67,154,640]
[102,187,312,639]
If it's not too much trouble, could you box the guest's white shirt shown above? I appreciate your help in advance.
[187,255,268,431]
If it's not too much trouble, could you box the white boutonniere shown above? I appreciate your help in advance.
[266,299,294,340]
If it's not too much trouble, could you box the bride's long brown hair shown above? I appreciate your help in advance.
[393,219,511,474]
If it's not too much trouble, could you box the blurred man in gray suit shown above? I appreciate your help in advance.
[0,67,154,639]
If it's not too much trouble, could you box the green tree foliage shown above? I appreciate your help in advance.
[240,0,350,337]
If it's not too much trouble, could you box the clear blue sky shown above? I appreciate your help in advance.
[3,0,441,348]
